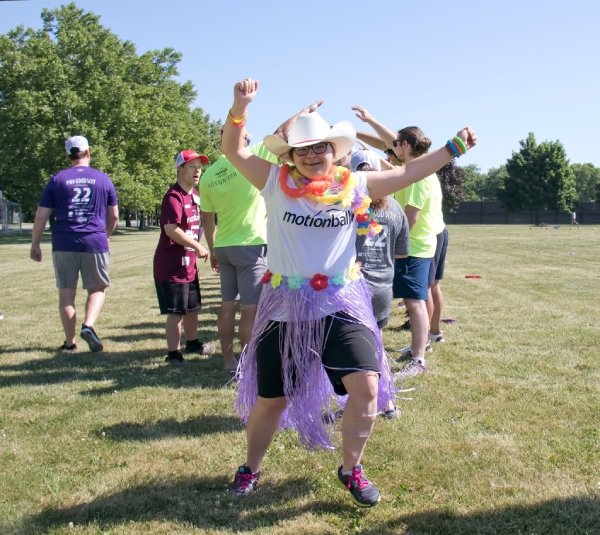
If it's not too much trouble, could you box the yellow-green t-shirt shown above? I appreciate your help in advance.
[392,174,441,258]
[199,142,278,247]
[430,174,445,235]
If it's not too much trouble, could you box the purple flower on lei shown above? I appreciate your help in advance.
[350,185,367,210]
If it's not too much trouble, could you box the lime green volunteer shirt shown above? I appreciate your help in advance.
[392,174,441,258]
[200,142,278,248]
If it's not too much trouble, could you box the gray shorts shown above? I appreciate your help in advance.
[214,245,267,304]
[52,251,110,290]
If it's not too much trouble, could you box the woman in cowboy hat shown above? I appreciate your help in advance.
[223,78,476,508]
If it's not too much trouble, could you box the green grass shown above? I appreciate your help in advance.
[1,225,599,534]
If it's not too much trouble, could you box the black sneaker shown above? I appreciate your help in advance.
[80,324,103,352]
[165,353,189,366]
[185,341,217,355]
[337,465,380,508]
[58,342,77,351]
[399,319,411,331]
[230,466,260,496]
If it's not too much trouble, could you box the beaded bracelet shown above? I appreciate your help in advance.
[452,136,468,155]
[446,140,461,158]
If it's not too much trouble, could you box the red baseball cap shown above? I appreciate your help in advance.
[175,150,209,169]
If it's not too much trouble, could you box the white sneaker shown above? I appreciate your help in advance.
[428,331,445,343]
[394,359,429,379]
[394,341,432,360]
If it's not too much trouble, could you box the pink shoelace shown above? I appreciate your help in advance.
[346,468,370,490]
[236,472,255,489]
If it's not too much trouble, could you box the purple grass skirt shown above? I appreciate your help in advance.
[235,277,396,451]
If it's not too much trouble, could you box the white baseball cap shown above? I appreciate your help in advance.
[350,149,381,172]
[65,135,89,154]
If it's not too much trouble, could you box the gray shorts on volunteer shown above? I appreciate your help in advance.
[214,244,268,305]
[52,251,110,289]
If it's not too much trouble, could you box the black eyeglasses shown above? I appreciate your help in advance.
[293,142,330,157]
[245,136,252,147]
[392,139,403,148]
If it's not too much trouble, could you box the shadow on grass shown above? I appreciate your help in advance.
[18,475,335,533]
[102,415,242,441]
[358,496,600,534]
[13,481,600,534]
[0,348,234,394]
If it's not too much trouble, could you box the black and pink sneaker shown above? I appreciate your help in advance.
[337,465,380,508]
[230,466,260,496]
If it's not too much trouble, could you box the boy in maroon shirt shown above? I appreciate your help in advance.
[154,151,215,365]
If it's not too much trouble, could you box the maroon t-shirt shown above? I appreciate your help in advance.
[153,183,201,282]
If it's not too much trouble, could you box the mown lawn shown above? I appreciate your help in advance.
[0,225,599,534]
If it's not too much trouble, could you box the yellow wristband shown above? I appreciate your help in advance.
[228,110,247,124]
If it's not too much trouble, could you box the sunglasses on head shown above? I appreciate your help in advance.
[293,142,330,157]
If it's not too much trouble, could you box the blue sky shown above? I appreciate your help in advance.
[2,0,599,172]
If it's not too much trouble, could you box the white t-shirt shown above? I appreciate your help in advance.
[261,164,369,278]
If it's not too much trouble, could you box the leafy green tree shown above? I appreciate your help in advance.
[498,133,577,220]
[570,163,600,202]
[0,3,221,219]
[436,160,466,212]
[461,164,485,201]
[482,165,508,200]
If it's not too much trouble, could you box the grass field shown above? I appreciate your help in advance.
[1,225,599,534]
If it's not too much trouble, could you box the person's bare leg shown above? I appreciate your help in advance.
[404,298,428,361]
[58,288,77,346]
[165,314,183,352]
[239,304,258,351]
[426,287,434,324]
[182,311,198,342]
[341,372,378,471]
[430,281,444,336]
[244,396,287,472]
[218,301,239,371]
[83,285,106,328]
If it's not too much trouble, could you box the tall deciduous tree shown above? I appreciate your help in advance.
[498,133,577,221]
[436,160,466,212]
[570,163,600,202]
[0,3,221,218]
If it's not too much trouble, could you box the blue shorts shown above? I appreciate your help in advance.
[393,256,432,301]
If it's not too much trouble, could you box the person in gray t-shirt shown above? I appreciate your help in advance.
[356,195,409,330]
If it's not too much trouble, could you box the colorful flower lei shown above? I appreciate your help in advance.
[310,274,329,291]
[279,165,382,236]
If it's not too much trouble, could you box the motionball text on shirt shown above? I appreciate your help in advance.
[66,178,97,185]
[282,209,355,228]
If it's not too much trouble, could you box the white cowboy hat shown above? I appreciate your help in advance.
[263,112,356,163]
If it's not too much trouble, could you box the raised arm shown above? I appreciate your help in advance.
[352,107,397,149]
[273,99,324,142]
[221,79,272,190]
[366,128,477,199]
[356,130,387,151]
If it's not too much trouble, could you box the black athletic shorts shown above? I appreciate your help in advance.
[155,276,202,315]
[256,312,380,398]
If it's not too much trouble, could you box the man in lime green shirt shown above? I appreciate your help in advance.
[200,100,324,372]
[352,106,441,377]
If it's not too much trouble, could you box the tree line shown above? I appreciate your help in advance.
[0,3,221,223]
[1,4,599,223]
[443,136,600,213]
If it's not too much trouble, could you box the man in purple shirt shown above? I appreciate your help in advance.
[30,136,119,352]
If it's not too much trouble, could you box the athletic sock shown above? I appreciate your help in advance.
[342,468,354,476]
[413,357,426,366]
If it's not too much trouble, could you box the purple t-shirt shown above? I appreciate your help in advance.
[39,166,118,253]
